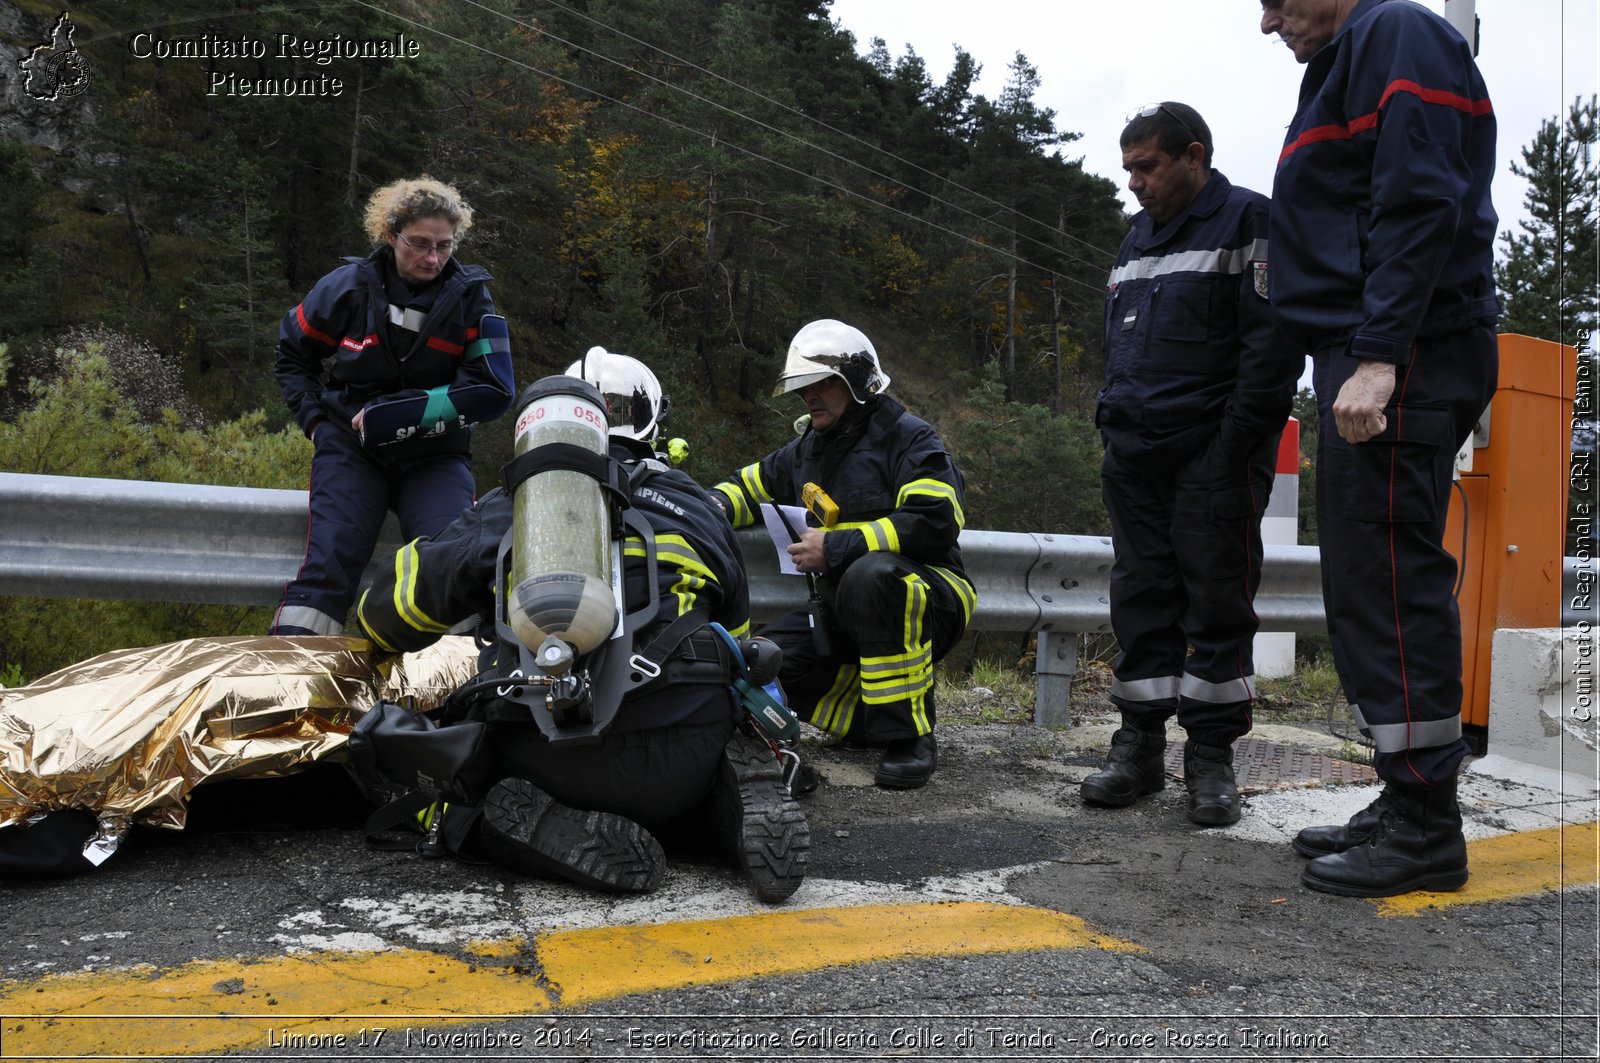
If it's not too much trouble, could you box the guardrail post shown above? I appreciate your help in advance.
[1033,629,1078,729]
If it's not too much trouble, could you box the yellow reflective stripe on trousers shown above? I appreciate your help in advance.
[928,566,977,624]
[904,571,933,732]
[858,573,933,732]
[810,663,862,735]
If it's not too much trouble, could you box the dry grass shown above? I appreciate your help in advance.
[939,637,1352,730]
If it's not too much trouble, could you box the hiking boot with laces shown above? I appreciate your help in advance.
[1293,788,1392,857]
[1301,780,1468,897]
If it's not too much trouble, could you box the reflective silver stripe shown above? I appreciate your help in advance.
[273,605,344,635]
[1349,704,1463,753]
[1111,675,1181,702]
[1180,673,1257,705]
[386,304,427,332]
[1350,702,1368,737]
[1107,237,1269,287]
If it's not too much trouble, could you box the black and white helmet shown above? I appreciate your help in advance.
[773,319,890,403]
[563,346,668,441]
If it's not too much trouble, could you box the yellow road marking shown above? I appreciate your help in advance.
[0,901,1140,1058]
[1378,820,1600,916]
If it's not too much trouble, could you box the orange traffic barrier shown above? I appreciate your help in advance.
[1445,333,1576,748]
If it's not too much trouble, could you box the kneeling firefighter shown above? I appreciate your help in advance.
[347,349,810,902]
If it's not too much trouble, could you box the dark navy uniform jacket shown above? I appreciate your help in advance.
[274,246,512,457]
[1099,172,1297,464]
[1270,0,1500,360]
[355,439,751,731]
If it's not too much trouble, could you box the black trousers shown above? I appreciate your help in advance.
[762,552,968,744]
[1313,326,1498,787]
[1101,430,1280,747]
[485,691,738,826]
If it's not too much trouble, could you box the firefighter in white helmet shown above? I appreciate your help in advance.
[713,320,976,789]
[355,350,809,902]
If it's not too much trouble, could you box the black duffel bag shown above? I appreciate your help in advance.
[344,700,494,857]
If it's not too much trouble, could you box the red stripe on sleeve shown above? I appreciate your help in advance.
[1278,79,1492,165]
[293,304,338,349]
[1378,78,1493,118]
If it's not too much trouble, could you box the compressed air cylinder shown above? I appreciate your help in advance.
[505,376,618,655]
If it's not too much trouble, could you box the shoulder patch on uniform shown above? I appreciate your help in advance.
[1251,260,1269,300]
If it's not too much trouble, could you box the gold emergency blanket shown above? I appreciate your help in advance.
[0,635,479,845]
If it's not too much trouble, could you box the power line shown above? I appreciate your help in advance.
[509,0,1118,272]
[531,0,1120,266]
[344,0,1110,299]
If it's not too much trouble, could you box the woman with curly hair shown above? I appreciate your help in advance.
[270,176,515,636]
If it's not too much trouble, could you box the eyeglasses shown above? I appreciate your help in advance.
[394,233,457,257]
[1130,102,1202,148]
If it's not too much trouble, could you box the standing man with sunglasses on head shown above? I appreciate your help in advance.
[1259,0,1499,898]
[271,176,515,637]
[1085,103,1300,826]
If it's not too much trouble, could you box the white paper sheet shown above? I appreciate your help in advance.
[761,503,810,576]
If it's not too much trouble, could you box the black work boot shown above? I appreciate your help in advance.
[1080,720,1166,806]
[1183,740,1242,826]
[1293,787,1392,857]
[712,729,811,903]
[1300,779,1468,897]
[479,777,664,893]
[875,733,937,789]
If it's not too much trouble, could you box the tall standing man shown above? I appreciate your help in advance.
[1086,103,1299,826]
[1260,0,1500,896]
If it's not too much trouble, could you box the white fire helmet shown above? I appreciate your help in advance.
[563,346,668,441]
[773,319,890,403]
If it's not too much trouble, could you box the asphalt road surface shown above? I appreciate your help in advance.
[1,718,1596,1062]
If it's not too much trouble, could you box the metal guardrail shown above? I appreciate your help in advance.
[0,471,1330,725]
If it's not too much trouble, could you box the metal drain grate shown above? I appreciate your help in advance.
[1164,736,1378,795]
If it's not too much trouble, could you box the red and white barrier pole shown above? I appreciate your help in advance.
[1254,417,1300,679]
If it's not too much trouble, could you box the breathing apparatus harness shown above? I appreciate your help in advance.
[346,374,803,857]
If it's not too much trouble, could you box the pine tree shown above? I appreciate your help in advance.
[1494,95,1598,346]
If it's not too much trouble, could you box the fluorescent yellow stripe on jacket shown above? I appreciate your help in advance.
[392,541,450,635]
[714,483,754,527]
[899,477,966,528]
[354,589,398,653]
[836,516,900,554]
[711,463,772,528]
[624,534,718,617]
